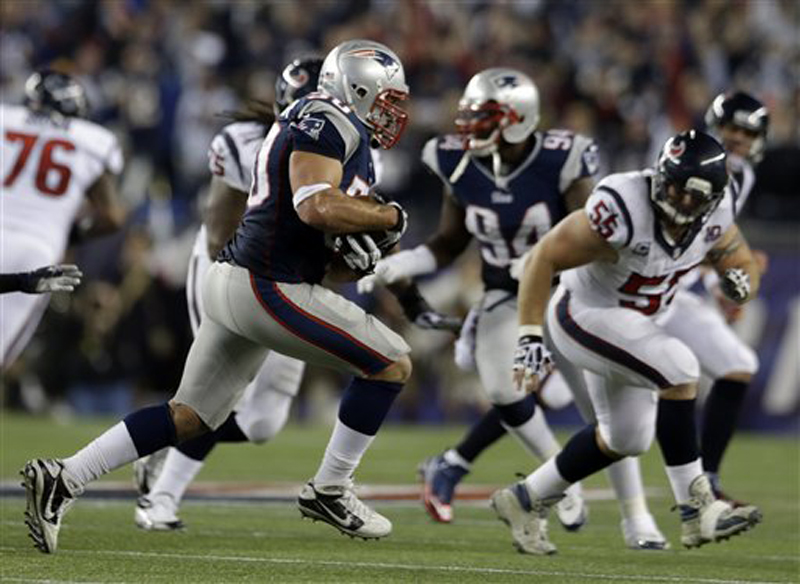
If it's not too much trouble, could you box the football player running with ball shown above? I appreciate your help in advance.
[132,57,323,531]
[493,130,762,555]
[22,39,413,553]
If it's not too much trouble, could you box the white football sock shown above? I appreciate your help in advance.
[524,457,571,500]
[503,407,561,462]
[149,448,204,504]
[664,459,704,504]
[606,457,650,519]
[62,422,138,487]
[313,420,374,487]
[443,448,471,470]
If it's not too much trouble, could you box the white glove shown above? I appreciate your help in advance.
[336,234,381,274]
[414,310,463,332]
[512,333,554,393]
[27,264,83,293]
[357,245,437,294]
[720,268,750,304]
[509,250,531,281]
[454,305,479,372]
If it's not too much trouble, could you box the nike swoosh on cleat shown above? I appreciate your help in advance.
[315,500,361,529]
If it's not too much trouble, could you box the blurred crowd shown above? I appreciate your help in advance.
[2,0,798,421]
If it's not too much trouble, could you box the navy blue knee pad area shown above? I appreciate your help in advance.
[178,412,248,461]
[338,377,404,436]
[494,394,537,427]
[124,403,178,457]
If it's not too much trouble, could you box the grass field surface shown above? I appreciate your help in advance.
[1,412,798,583]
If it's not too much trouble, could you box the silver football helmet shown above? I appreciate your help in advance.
[318,39,409,149]
[456,68,540,154]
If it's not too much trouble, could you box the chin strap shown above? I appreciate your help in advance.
[492,151,507,190]
[449,150,471,183]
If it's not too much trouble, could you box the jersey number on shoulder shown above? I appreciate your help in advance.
[542,130,573,151]
[466,203,552,266]
[618,266,698,315]
[3,131,75,196]
[588,200,619,239]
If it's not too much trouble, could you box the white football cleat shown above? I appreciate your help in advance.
[298,480,392,539]
[622,514,670,550]
[554,484,588,532]
[490,482,558,555]
[679,474,761,549]
[21,458,83,553]
[133,448,168,496]
[135,492,184,531]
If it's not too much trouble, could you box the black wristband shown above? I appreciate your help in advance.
[392,283,431,321]
[0,272,34,294]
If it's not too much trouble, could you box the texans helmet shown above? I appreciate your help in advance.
[274,56,323,115]
[318,39,409,149]
[24,70,88,119]
[456,67,540,155]
[705,91,769,162]
[651,130,728,230]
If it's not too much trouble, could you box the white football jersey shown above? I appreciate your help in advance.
[727,154,755,217]
[1,103,123,261]
[207,120,269,193]
[561,169,735,317]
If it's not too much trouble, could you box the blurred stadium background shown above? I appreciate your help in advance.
[1,0,798,434]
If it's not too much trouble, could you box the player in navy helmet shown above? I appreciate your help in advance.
[274,56,324,115]
[24,70,89,119]
[650,130,729,245]
[705,91,769,164]
[22,39,413,553]
[498,129,761,554]
[658,94,771,507]
[2,70,124,369]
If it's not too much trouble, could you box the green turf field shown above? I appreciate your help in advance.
[1,412,798,583]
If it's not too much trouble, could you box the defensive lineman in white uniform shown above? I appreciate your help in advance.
[1,71,124,368]
[493,130,762,555]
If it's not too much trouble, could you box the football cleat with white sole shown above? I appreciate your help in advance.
[417,454,469,523]
[135,493,184,531]
[679,474,761,549]
[21,458,84,554]
[622,514,670,550]
[490,482,558,555]
[298,481,392,539]
[554,484,588,532]
[133,447,168,496]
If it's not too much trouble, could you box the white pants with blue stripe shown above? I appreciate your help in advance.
[175,261,409,429]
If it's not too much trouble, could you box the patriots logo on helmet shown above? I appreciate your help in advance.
[493,75,519,88]
[346,49,400,79]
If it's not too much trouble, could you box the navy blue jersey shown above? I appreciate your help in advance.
[422,129,599,292]
[220,93,375,283]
